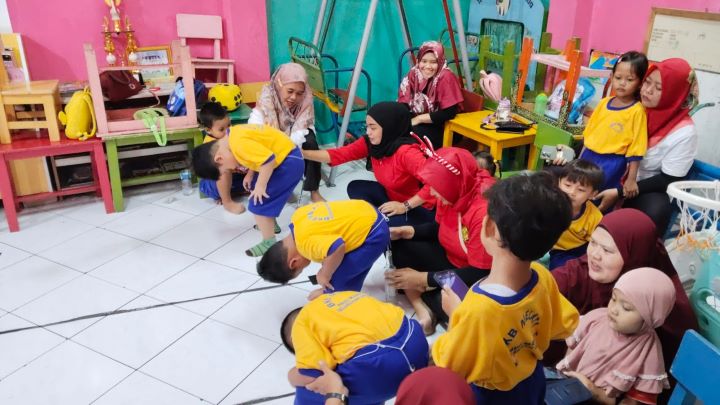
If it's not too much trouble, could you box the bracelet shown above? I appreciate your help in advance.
[403,200,412,212]
[325,392,348,404]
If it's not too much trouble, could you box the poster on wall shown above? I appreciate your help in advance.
[468,0,547,90]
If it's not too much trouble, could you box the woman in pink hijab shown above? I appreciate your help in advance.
[398,41,463,149]
[557,267,676,404]
[250,62,325,202]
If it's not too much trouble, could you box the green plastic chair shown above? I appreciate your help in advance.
[500,120,573,178]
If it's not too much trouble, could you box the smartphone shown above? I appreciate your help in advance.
[543,367,567,380]
[545,378,593,405]
[433,271,469,300]
[540,145,574,162]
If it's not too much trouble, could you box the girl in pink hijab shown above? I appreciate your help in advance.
[398,41,463,149]
[557,267,676,404]
[251,62,324,202]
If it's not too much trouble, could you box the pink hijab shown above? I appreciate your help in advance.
[398,41,463,114]
[557,268,676,396]
[256,62,314,135]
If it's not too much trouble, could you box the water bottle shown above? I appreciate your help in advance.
[180,169,193,196]
[534,93,548,115]
[385,249,398,304]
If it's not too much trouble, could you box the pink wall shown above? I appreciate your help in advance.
[547,0,720,60]
[6,0,270,83]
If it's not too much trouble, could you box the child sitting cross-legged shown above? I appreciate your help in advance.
[432,171,580,404]
[550,159,604,269]
[557,267,676,404]
[257,199,389,299]
[283,291,429,405]
[192,124,304,257]
[196,102,247,215]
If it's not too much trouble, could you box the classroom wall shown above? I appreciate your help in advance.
[546,0,720,166]
[5,0,270,83]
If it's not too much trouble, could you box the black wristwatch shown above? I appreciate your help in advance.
[325,392,349,404]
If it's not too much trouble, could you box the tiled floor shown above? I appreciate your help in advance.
[0,164,432,405]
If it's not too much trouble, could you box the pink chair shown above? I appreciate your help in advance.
[176,14,235,85]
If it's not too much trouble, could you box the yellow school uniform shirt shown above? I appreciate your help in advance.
[203,135,215,144]
[583,97,648,159]
[228,124,295,171]
[291,200,379,262]
[554,201,603,251]
[292,291,404,370]
[432,262,579,391]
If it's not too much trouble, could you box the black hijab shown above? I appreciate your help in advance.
[365,101,417,159]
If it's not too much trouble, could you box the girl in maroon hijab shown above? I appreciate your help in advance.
[398,41,463,149]
[396,367,475,405]
[552,208,697,367]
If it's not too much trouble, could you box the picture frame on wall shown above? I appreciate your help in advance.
[135,45,173,82]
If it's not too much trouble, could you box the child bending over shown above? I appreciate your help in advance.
[432,172,579,404]
[192,124,304,256]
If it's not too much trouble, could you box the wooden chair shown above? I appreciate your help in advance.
[176,14,235,85]
[668,330,720,404]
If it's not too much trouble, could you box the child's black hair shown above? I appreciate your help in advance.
[281,307,302,353]
[473,150,497,177]
[257,241,293,284]
[559,159,604,191]
[198,101,228,128]
[612,51,649,99]
[484,171,572,261]
[191,141,221,181]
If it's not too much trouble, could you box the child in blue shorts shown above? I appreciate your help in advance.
[192,124,304,256]
[196,102,247,214]
[283,291,428,405]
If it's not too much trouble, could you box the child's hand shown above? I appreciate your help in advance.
[596,188,620,212]
[305,361,348,396]
[379,201,408,216]
[250,183,269,205]
[552,145,575,166]
[316,269,334,291]
[389,226,415,240]
[307,288,324,301]
[243,171,255,191]
[623,179,639,199]
[441,286,462,317]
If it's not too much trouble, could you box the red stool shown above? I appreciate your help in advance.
[0,137,113,232]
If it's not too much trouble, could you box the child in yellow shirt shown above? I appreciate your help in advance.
[257,200,389,297]
[283,291,428,404]
[433,172,579,404]
[551,159,604,269]
[192,124,304,256]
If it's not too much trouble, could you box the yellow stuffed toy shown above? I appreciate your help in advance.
[58,88,96,141]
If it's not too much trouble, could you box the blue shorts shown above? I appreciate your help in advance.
[580,149,628,191]
[329,212,390,292]
[248,147,304,217]
[296,318,429,405]
[198,174,245,201]
[471,361,545,405]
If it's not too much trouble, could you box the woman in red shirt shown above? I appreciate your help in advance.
[302,101,435,227]
[386,146,495,334]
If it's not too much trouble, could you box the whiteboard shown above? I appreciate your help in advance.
[645,9,720,73]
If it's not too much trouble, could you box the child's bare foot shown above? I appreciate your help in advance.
[417,312,437,336]
[310,191,326,203]
[223,201,246,215]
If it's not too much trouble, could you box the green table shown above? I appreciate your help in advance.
[103,127,203,212]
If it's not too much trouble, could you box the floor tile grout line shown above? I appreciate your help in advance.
[216,343,284,405]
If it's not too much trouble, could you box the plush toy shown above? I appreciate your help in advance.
[208,83,242,111]
[58,88,96,141]
[478,70,502,103]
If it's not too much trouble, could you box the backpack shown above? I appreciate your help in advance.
[58,88,96,141]
[166,77,208,116]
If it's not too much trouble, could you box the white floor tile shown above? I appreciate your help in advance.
[0,313,64,380]
[140,319,278,404]
[211,284,308,344]
[60,198,128,226]
[38,228,144,273]
[152,190,217,216]
[150,216,246,258]
[145,260,259,317]
[204,229,264,275]
[94,371,206,405]
[0,340,132,404]
[0,243,31,271]
[199,203,256,229]
[90,244,197,293]
[73,296,204,369]
[124,181,181,203]
[103,204,194,241]
[0,215,94,254]
[219,347,296,405]
[0,256,80,311]
[13,275,139,338]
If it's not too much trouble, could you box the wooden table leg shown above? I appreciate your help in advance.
[43,96,61,142]
[0,96,11,145]
[92,142,115,214]
[527,145,539,170]
[442,124,454,148]
[490,142,501,162]
[0,154,20,231]
[105,139,124,212]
